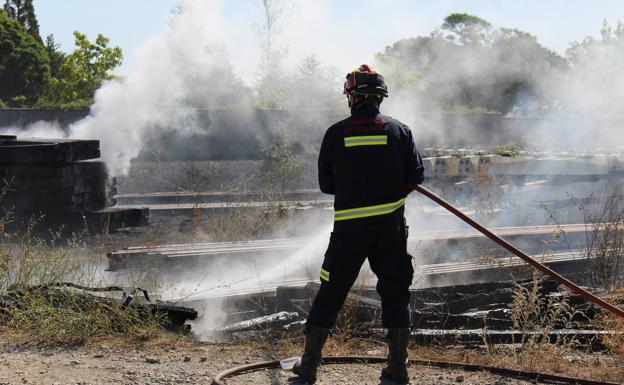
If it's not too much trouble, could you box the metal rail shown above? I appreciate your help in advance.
[414,250,588,276]
[108,223,595,259]
[211,356,622,385]
[415,185,624,319]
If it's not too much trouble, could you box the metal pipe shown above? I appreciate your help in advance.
[211,356,623,385]
[414,185,624,319]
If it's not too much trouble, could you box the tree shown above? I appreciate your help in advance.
[290,55,340,109]
[376,14,566,114]
[3,0,41,44]
[0,9,49,106]
[255,0,289,108]
[566,20,624,66]
[41,31,122,107]
[178,43,251,108]
[44,34,65,79]
[562,20,624,114]
[441,13,491,45]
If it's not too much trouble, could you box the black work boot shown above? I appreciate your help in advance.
[380,328,411,384]
[292,326,330,384]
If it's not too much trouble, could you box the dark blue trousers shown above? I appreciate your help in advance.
[306,217,413,329]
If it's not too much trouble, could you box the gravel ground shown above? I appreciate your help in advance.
[0,341,556,385]
[0,341,262,385]
[225,363,544,385]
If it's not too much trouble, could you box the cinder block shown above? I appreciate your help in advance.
[453,181,475,196]
[434,156,460,176]
[489,157,610,176]
[422,158,435,177]
[608,155,624,173]
[458,156,479,176]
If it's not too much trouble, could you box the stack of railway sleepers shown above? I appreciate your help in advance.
[1,161,107,215]
[0,136,147,233]
[0,137,106,216]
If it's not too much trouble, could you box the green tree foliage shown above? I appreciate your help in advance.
[40,31,122,108]
[376,13,566,114]
[441,12,492,45]
[0,9,49,106]
[260,133,303,192]
[3,0,41,43]
[44,34,65,79]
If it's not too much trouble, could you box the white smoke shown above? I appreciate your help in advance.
[0,120,66,138]
[68,0,246,175]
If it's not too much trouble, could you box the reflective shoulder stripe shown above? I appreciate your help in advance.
[344,135,387,147]
[334,198,405,221]
[320,268,330,282]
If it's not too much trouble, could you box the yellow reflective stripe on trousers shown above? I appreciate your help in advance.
[334,198,405,221]
[344,135,387,147]
[320,268,330,282]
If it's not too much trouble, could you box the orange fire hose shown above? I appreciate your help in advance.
[414,185,624,319]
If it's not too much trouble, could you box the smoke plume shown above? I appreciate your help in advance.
[68,0,248,175]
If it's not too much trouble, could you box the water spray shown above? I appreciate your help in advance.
[414,185,624,319]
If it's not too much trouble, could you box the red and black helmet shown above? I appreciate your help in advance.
[343,64,388,98]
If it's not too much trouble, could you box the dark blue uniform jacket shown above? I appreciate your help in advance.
[318,104,425,227]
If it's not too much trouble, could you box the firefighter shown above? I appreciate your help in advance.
[292,64,425,384]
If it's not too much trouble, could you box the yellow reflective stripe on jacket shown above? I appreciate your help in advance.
[344,135,387,147]
[334,198,405,221]
[320,268,330,282]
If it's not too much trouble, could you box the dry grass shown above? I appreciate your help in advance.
[0,217,171,346]
[506,271,581,367]
[4,287,165,346]
[472,167,502,219]
[411,344,622,382]
[251,266,624,382]
[196,206,291,242]
[250,331,624,382]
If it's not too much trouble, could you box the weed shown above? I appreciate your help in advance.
[5,286,164,345]
[595,310,624,358]
[472,166,502,219]
[581,185,624,292]
[0,214,169,346]
[259,132,305,195]
[509,270,580,368]
[493,144,522,157]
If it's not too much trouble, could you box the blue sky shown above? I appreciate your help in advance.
[35,1,623,82]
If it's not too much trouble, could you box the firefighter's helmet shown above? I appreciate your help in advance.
[343,64,388,98]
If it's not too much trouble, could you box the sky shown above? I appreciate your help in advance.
[35,0,624,84]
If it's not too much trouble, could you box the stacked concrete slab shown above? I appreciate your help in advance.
[1,161,107,215]
[487,157,611,176]
[0,136,147,233]
[420,152,623,178]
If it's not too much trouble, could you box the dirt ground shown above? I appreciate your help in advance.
[228,363,541,385]
[0,339,252,385]
[0,338,587,385]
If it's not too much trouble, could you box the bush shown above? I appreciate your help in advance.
[259,134,304,193]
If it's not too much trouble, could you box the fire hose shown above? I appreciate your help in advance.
[414,185,624,319]
[211,186,624,385]
[211,356,622,385]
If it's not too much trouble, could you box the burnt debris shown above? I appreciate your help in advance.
[201,279,618,347]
